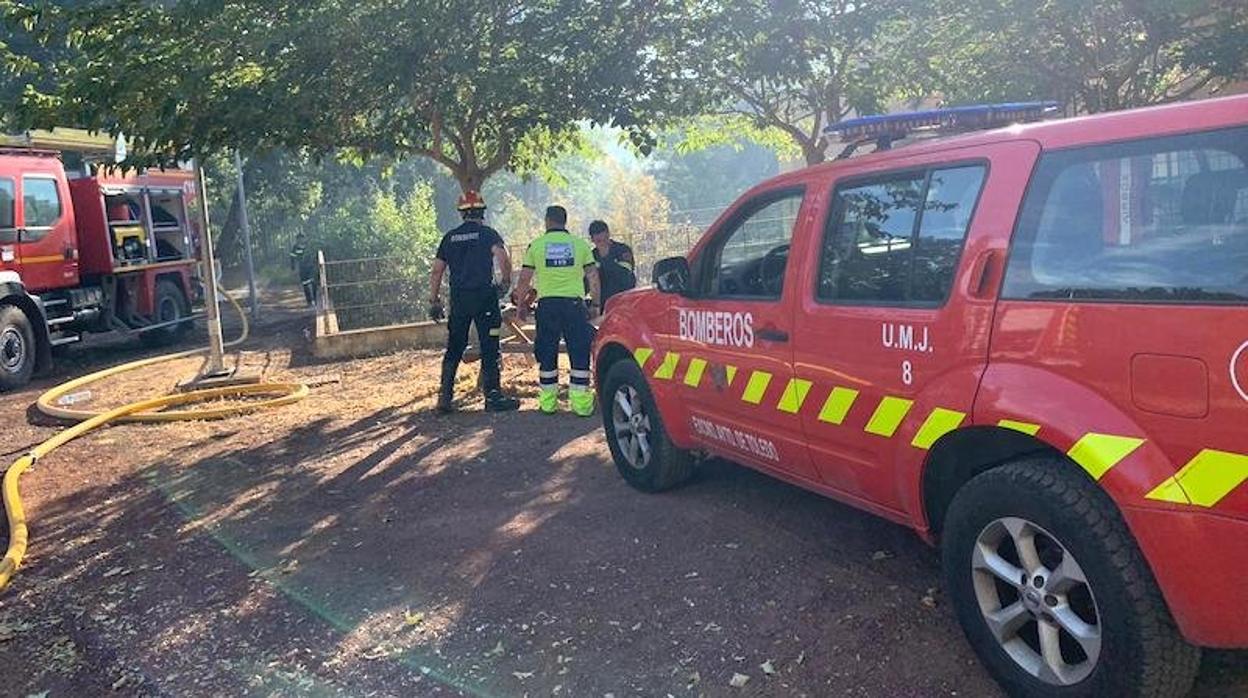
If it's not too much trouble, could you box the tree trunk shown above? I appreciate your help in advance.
[802,139,826,166]
[453,167,485,194]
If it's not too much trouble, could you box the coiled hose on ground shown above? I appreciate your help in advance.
[1,294,308,590]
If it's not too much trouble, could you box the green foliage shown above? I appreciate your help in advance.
[917,0,1248,112]
[2,0,697,195]
[674,115,800,161]
[312,181,442,278]
[680,0,916,165]
[653,134,781,223]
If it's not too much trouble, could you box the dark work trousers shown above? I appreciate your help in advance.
[534,297,594,393]
[443,287,503,391]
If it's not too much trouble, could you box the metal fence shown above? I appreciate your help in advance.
[320,222,713,333]
[319,254,427,332]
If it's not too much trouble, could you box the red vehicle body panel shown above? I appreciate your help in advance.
[0,151,198,318]
[0,153,80,292]
[68,177,114,277]
[595,93,1248,648]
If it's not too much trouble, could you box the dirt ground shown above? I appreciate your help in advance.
[1,289,1245,697]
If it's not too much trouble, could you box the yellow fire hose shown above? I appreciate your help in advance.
[1,294,308,590]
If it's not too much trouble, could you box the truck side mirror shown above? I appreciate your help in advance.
[653,256,691,295]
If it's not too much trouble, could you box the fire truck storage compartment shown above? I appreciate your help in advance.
[69,179,191,272]
[147,190,190,261]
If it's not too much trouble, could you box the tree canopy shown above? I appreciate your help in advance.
[679,0,913,166]
[919,0,1248,112]
[2,0,1245,243]
[4,0,691,190]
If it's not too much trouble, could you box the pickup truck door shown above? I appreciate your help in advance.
[791,142,1040,517]
[662,185,819,481]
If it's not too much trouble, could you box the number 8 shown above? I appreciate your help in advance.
[902,360,913,386]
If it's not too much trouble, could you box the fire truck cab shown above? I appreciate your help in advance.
[0,130,199,391]
[593,96,1248,697]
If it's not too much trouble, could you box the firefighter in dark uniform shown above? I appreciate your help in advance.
[290,232,317,306]
[512,205,601,416]
[588,220,636,307]
[428,190,521,414]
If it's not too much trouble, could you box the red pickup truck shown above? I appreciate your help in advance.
[593,95,1248,697]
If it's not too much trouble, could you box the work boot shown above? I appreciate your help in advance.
[479,364,518,412]
[484,389,520,412]
[436,363,457,414]
[538,388,559,414]
[569,388,595,417]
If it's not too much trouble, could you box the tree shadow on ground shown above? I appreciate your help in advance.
[5,398,1246,697]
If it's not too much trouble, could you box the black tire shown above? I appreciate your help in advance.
[600,358,694,492]
[942,458,1200,698]
[141,278,192,347]
[0,304,36,391]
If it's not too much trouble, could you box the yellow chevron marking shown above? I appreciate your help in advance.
[653,352,680,380]
[633,347,654,368]
[1144,477,1190,505]
[683,357,707,388]
[726,366,738,386]
[741,371,773,404]
[998,419,1041,436]
[864,397,914,438]
[912,408,967,450]
[777,378,813,414]
[1067,433,1145,481]
[817,387,859,425]
[1147,449,1248,508]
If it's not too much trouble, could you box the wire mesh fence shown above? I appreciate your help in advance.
[321,221,714,333]
[320,255,428,332]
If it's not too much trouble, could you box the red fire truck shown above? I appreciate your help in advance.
[0,130,200,390]
[594,96,1248,696]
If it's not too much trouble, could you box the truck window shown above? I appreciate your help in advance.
[22,177,62,231]
[0,179,14,243]
[1002,126,1248,303]
[700,190,803,299]
[818,164,985,305]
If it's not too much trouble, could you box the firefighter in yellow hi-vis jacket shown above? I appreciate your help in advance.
[512,205,601,416]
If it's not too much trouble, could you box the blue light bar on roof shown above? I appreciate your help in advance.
[825,101,1060,141]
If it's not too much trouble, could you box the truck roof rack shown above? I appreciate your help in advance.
[826,101,1060,159]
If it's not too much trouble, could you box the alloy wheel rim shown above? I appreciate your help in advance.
[611,384,652,469]
[971,516,1102,686]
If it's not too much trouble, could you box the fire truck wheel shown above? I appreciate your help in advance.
[941,458,1200,698]
[601,358,694,492]
[0,305,36,391]
[142,278,192,347]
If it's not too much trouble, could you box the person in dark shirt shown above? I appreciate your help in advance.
[289,232,317,306]
[428,190,520,413]
[588,220,636,308]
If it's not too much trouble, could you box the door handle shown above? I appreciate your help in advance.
[757,327,789,343]
[967,249,999,298]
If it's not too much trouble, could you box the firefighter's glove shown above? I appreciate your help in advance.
[428,298,445,322]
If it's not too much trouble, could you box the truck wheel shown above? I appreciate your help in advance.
[0,305,36,391]
[142,278,192,347]
[601,358,694,492]
[941,458,1199,698]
